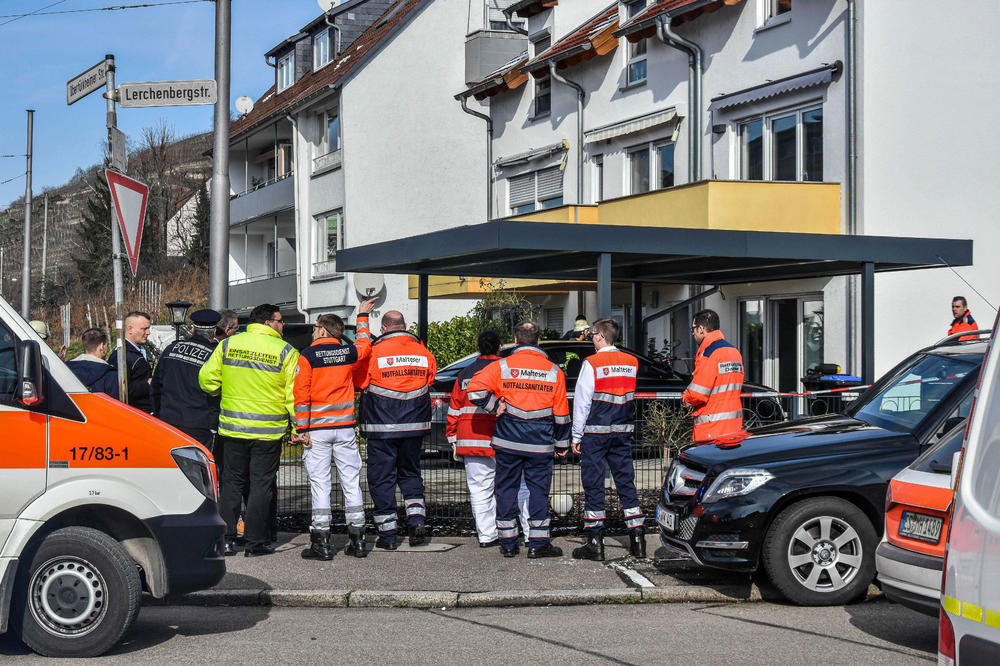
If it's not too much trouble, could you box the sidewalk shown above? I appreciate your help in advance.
[163,531,783,609]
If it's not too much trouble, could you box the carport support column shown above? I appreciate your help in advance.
[631,282,643,350]
[597,253,611,320]
[861,262,875,384]
[418,274,429,343]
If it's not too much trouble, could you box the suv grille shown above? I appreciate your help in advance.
[667,460,706,497]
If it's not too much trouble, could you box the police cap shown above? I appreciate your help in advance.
[190,309,221,327]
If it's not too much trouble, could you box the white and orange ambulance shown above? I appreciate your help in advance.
[0,296,225,657]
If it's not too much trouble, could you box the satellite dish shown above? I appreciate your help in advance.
[235,95,254,116]
[354,273,387,309]
[317,0,340,11]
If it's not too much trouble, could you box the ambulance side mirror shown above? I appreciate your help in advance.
[16,339,44,407]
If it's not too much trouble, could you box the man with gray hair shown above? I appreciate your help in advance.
[216,309,239,340]
[152,309,222,449]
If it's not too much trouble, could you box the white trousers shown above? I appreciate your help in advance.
[464,455,530,544]
[303,428,365,530]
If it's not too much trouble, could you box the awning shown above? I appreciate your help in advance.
[709,62,841,114]
[584,107,681,144]
[494,140,569,169]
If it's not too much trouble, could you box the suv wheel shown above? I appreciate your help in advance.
[12,526,142,657]
[762,497,876,606]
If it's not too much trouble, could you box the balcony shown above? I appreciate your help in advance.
[230,173,294,226]
[228,271,297,312]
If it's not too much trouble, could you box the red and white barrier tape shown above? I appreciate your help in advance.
[429,384,871,404]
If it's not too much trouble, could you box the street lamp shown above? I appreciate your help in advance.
[165,299,192,339]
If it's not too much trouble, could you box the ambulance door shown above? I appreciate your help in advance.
[0,322,47,549]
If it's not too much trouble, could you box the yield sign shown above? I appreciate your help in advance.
[105,169,149,277]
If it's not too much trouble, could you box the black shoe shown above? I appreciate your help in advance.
[244,543,277,558]
[408,524,428,547]
[479,538,500,548]
[375,537,399,550]
[527,544,563,559]
[345,525,368,558]
[301,531,334,561]
[629,528,647,558]
[501,546,519,558]
[223,539,238,556]
[572,535,605,561]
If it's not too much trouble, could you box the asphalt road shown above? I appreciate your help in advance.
[0,598,936,664]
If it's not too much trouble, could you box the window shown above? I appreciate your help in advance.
[544,307,564,334]
[314,29,331,70]
[0,320,16,399]
[739,299,764,385]
[593,154,604,203]
[314,210,344,276]
[277,53,295,92]
[625,1,648,85]
[628,140,675,194]
[489,20,525,30]
[486,1,524,31]
[509,166,564,214]
[738,105,822,182]
[770,0,792,17]
[326,110,340,154]
[531,35,551,117]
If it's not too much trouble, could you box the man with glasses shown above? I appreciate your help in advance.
[682,309,745,442]
[200,303,299,557]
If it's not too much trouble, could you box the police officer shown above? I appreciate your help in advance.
[682,309,745,442]
[152,309,221,449]
[570,318,645,561]
[295,299,376,561]
[468,321,571,559]
[357,310,437,550]
[199,303,299,557]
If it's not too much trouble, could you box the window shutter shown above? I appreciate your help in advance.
[536,166,563,200]
[545,307,564,332]
[509,173,534,207]
[487,0,517,24]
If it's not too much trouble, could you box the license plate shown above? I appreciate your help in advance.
[657,505,677,532]
[899,510,944,544]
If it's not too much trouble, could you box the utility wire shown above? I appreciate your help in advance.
[0,1,211,21]
[1,172,26,185]
[938,255,997,313]
[0,154,26,158]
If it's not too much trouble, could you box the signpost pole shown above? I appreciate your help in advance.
[209,0,231,309]
[21,110,33,318]
[105,54,128,404]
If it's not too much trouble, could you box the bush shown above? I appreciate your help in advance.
[411,314,480,366]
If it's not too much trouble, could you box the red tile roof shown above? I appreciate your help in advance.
[616,0,745,39]
[230,0,425,141]
[523,4,619,73]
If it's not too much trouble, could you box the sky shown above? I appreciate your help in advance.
[0,0,324,207]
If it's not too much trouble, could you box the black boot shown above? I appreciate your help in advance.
[345,525,367,558]
[629,527,647,558]
[526,544,563,559]
[301,530,334,561]
[572,534,605,561]
[408,524,428,547]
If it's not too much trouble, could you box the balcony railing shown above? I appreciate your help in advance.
[313,149,342,175]
[230,172,294,225]
[228,270,297,311]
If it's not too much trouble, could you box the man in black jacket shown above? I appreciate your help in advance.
[68,328,119,399]
[110,311,153,412]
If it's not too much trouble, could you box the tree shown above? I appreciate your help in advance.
[470,278,539,342]
[183,181,210,269]
[72,170,120,293]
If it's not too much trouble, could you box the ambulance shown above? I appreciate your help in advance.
[0,296,225,657]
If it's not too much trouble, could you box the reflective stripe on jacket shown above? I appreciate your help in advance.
[466,346,570,456]
[446,355,501,457]
[198,323,299,441]
[573,348,637,439]
[948,310,978,341]
[358,330,437,439]
[682,330,744,442]
[293,315,371,432]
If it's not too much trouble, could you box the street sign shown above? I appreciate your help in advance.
[67,59,109,105]
[110,127,127,173]
[105,170,149,277]
[118,80,218,108]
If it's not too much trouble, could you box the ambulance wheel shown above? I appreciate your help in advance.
[12,526,142,658]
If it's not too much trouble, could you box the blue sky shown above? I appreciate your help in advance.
[1,0,323,207]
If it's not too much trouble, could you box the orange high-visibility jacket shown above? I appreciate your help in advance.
[446,354,501,457]
[467,345,571,456]
[293,315,371,432]
[682,330,745,442]
[948,310,978,341]
[357,330,437,439]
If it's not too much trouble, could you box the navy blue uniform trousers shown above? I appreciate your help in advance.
[580,434,643,534]
[366,436,426,542]
[495,448,552,550]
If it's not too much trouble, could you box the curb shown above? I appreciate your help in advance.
[162,584,768,609]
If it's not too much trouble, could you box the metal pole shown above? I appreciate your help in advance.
[418,274,429,343]
[631,281,643,350]
[21,109,34,318]
[40,194,48,303]
[597,252,611,319]
[105,55,128,404]
[209,0,232,309]
[861,262,875,385]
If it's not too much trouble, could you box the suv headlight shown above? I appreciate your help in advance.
[702,468,774,503]
[171,446,217,502]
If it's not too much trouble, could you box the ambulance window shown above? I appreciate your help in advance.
[0,322,16,399]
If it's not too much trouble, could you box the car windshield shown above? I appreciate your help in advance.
[848,353,977,433]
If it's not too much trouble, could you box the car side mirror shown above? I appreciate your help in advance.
[950,450,962,490]
[16,339,44,407]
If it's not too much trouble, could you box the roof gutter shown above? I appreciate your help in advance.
[456,92,494,220]
[523,43,591,73]
[548,61,585,205]
[655,14,702,182]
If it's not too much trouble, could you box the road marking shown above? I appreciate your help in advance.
[608,561,655,588]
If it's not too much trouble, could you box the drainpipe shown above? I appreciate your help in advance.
[502,8,528,35]
[846,0,858,373]
[324,12,342,56]
[265,55,275,68]
[655,14,703,182]
[285,113,308,319]
[456,93,493,219]
[548,61,585,204]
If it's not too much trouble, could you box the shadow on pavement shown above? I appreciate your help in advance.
[108,604,272,656]
[844,597,938,656]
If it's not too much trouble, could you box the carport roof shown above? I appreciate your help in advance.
[335,220,972,285]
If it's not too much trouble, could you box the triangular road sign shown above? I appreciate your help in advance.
[105,169,149,277]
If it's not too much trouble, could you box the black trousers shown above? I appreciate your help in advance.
[219,436,280,547]
[175,425,215,450]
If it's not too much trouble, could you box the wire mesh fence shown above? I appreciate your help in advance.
[275,391,863,534]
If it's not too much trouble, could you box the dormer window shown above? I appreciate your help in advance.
[277,52,295,92]
[625,0,647,85]
[314,28,331,69]
[531,33,551,118]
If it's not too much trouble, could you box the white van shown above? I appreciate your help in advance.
[940,312,1000,664]
[0,296,225,657]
